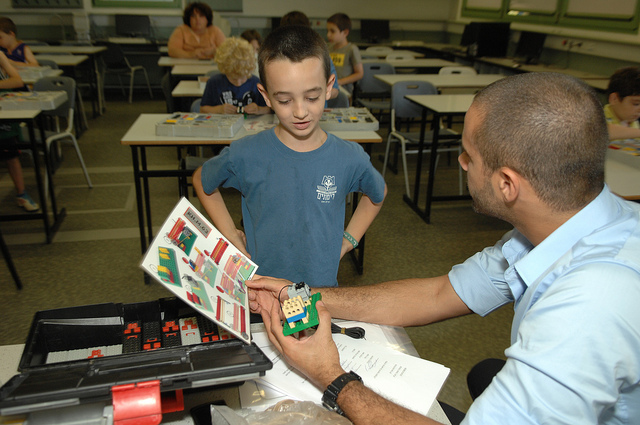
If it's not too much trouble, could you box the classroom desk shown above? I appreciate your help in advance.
[361,49,425,58]
[474,57,609,80]
[158,56,216,67]
[0,107,67,243]
[171,80,204,97]
[0,323,451,424]
[363,58,458,72]
[605,148,640,201]
[584,78,609,92]
[375,73,504,93]
[121,114,382,278]
[403,94,474,223]
[17,68,64,85]
[32,46,106,117]
[171,64,218,76]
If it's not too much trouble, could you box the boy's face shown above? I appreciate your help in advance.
[326,23,348,46]
[0,31,15,49]
[258,57,334,146]
[610,93,640,123]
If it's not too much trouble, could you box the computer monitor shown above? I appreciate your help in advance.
[514,31,546,64]
[360,19,390,44]
[115,14,151,38]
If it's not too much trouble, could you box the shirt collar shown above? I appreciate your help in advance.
[513,186,616,287]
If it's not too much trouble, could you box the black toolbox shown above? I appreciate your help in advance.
[0,297,272,420]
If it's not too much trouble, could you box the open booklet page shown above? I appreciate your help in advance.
[140,197,257,344]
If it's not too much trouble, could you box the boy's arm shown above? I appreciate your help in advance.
[200,103,237,114]
[23,46,39,67]
[607,122,640,140]
[168,27,195,59]
[340,184,387,259]
[192,167,249,256]
[337,63,364,87]
[0,52,24,89]
[243,103,271,115]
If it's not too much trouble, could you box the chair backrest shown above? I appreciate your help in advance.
[357,62,395,95]
[386,52,414,61]
[36,59,59,70]
[391,80,438,120]
[191,98,202,113]
[101,42,128,68]
[326,90,349,108]
[365,46,393,56]
[438,66,477,75]
[33,76,76,119]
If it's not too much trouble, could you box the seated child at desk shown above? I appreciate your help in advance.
[193,25,386,287]
[200,37,270,115]
[0,17,38,68]
[0,51,39,211]
[604,66,640,141]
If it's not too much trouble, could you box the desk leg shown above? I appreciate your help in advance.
[131,146,147,254]
[403,108,432,222]
[141,147,154,250]
[27,120,51,242]
[422,114,442,224]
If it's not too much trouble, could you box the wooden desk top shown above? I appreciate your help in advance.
[375,74,504,89]
[121,114,382,146]
[158,56,216,67]
[34,54,89,67]
[405,94,475,114]
[31,45,106,55]
[606,148,640,200]
[361,49,425,58]
[476,57,609,80]
[171,64,218,76]
[362,58,457,68]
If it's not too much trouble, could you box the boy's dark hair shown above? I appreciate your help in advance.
[258,25,331,90]
[327,13,351,32]
[280,11,310,27]
[607,66,640,99]
[182,2,213,27]
[0,17,17,36]
[241,29,262,45]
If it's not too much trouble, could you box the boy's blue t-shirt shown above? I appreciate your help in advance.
[201,73,266,108]
[200,128,385,287]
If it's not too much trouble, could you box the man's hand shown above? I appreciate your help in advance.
[262,299,345,389]
[246,275,292,315]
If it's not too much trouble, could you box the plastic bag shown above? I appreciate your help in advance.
[243,400,352,425]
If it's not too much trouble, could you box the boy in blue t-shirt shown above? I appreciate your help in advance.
[200,37,270,115]
[193,25,386,287]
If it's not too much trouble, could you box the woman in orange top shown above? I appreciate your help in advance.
[168,2,226,59]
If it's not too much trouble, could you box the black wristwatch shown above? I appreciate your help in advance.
[322,371,362,416]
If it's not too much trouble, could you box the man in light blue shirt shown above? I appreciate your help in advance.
[247,72,640,424]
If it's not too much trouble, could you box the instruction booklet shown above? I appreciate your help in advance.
[140,197,257,344]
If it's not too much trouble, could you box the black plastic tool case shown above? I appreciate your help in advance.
[0,297,272,416]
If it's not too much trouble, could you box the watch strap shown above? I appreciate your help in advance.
[322,371,362,416]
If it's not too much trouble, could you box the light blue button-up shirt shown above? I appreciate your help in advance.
[449,186,640,424]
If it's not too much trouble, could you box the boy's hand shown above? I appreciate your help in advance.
[223,103,238,114]
[262,300,345,389]
[243,103,259,115]
[246,275,292,315]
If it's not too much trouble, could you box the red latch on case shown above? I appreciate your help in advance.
[112,380,162,425]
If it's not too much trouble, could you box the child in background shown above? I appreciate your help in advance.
[0,17,38,68]
[240,29,261,76]
[0,51,39,211]
[200,37,270,115]
[604,66,640,140]
[326,13,363,95]
[280,11,340,102]
[193,25,386,287]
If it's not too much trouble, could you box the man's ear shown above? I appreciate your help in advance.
[326,73,336,99]
[495,167,521,204]
[257,83,271,108]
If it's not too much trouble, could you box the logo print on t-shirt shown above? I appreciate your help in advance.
[316,175,337,203]
[330,52,345,67]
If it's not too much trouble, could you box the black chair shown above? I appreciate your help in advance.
[327,89,350,108]
[101,42,153,103]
